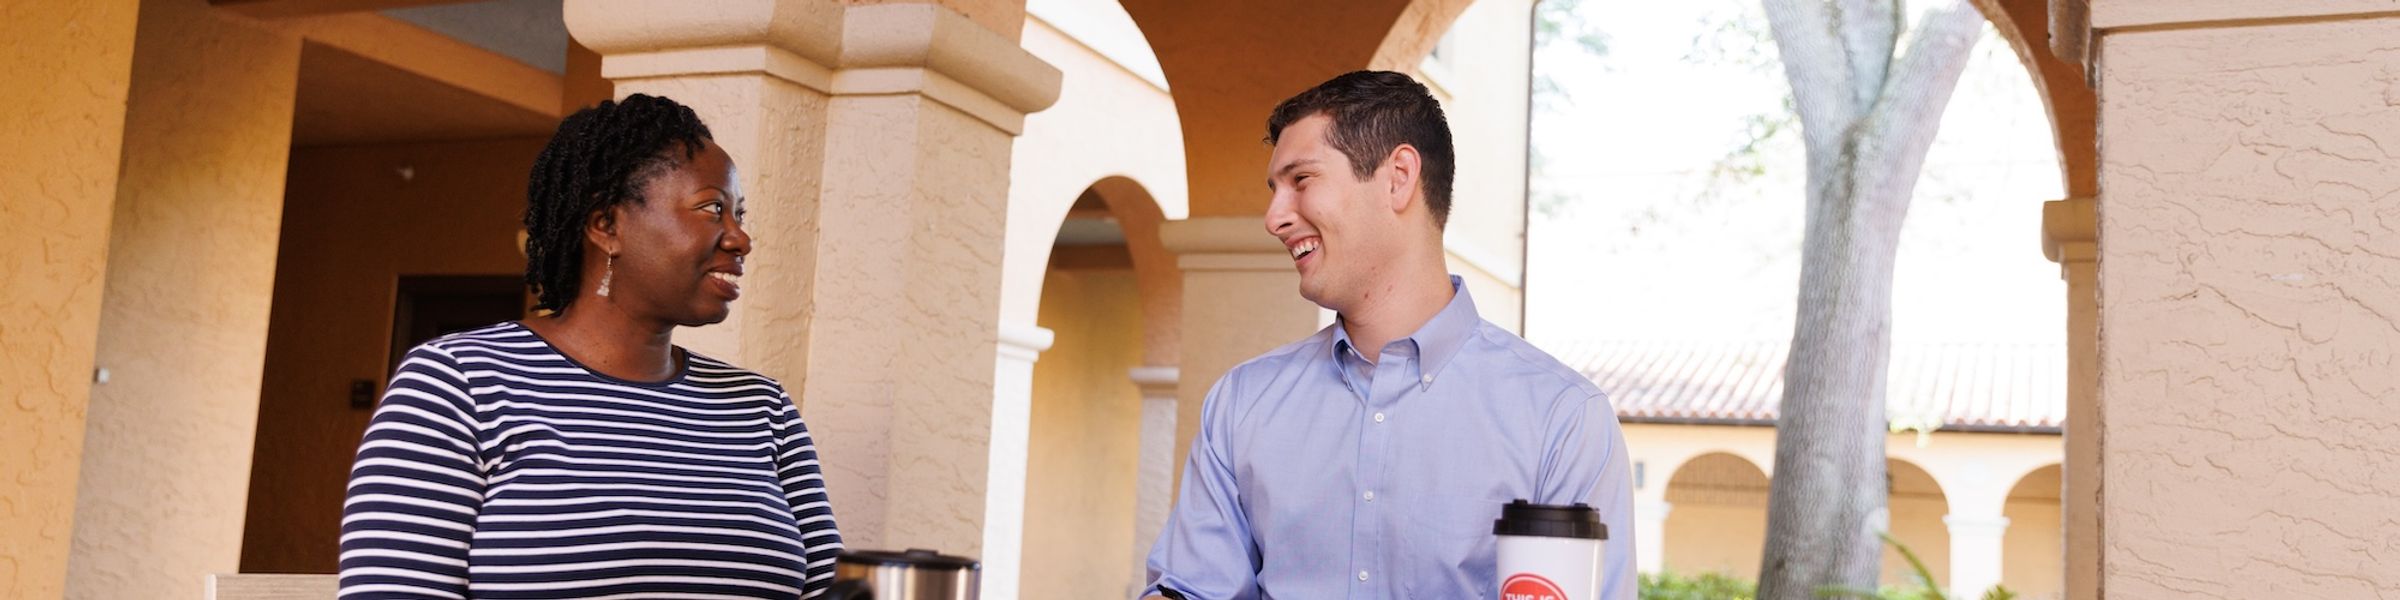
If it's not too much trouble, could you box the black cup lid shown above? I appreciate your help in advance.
[1492,499,1607,540]
[837,548,980,570]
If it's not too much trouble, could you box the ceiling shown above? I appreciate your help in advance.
[287,0,568,147]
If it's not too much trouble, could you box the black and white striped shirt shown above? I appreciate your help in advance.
[338,322,843,599]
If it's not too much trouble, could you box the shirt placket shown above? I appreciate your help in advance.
[1352,345,1413,598]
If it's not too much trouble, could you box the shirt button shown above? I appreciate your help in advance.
[1421,374,1433,384]
[1372,412,1386,423]
[1358,570,1370,582]
[1363,491,1376,502]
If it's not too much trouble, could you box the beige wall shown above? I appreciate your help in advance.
[1001,15,1187,327]
[1628,423,2062,592]
[237,137,546,574]
[1422,0,1532,332]
[68,0,301,597]
[1021,267,1146,599]
[2094,8,2400,597]
[1884,460,1951,588]
[0,0,142,596]
[2001,465,2062,600]
[1660,453,1768,578]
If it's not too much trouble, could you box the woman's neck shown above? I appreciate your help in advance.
[526,299,679,382]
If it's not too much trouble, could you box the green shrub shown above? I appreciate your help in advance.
[1635,533,2016,600]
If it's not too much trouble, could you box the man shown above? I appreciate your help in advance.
[1141,70,1636,599]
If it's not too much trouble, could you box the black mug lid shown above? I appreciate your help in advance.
[1491,499,1607,540]
[837,548,980,570]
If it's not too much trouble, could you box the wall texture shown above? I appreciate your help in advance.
[1021,268,1146,599]
[2097,12,2400,598]
[238,137,545,574]
[0,0,142,596]
[68,0,301,597]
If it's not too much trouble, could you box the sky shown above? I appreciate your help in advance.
[1522,0,2068,347]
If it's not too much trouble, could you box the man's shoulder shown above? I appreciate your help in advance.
[1461,321,1607,400]
[1218,324,1339,383]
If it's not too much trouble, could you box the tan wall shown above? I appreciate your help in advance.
[237,137,546,574]
[68,0,301,596]
[2001,466,2062,600]
[0,0,142,596]
[2094,10,2400,597]
[1660,453,1768,578]
[1021,267,1146,599]
[1627,423,2062,592]
[1001,15,1187,328]
[1884,461,1950,588]
[1423,0,1532,332]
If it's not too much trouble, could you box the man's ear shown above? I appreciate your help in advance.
[1385,144,1421,214]
[585,205,620,257]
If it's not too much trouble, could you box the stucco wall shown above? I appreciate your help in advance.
[237,137,545,574]
[0,0,141,596]
[1021,268,1146,599]
[68,0,301,597]
[2095,12,2400,598]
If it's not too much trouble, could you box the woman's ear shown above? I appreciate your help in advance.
[1386,144,1421,214]
[585,206,620,257]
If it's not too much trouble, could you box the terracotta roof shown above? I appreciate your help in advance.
[1548,341,2066,433]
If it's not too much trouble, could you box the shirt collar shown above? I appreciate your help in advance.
[1329,275,1479,383]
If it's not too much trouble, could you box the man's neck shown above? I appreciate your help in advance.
[1337,256,1453,364]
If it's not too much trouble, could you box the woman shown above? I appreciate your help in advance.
[337,94,843,599]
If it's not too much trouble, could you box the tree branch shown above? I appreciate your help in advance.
[1856,0,1985,209]
[1763,0,1861,158]
[1833,0,1899,115]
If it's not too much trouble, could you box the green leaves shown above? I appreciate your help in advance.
[1641,532,2018,600]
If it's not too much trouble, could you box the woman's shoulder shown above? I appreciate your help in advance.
[679,350,790,394]
[406,322,541,359]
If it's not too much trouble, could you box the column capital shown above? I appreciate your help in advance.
[1161,217,1289,272]
[566,0,1061,133]
[2042,197,2096,264]
[1943,514,2013,537]
[1128,366,1180,398]
[997,322,1055,362]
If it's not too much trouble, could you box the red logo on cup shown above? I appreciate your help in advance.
[1502,572,1569,600]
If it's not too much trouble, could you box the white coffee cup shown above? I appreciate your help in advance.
[1493,500,1607,600]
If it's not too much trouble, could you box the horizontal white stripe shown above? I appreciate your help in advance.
[336,582,466,600]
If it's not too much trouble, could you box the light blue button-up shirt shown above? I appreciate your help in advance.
[1144,277,1635,600]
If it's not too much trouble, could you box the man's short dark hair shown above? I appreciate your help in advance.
[1265,70,1456,227]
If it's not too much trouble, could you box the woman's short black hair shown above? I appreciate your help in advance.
[1264,70,1456,227]
[523,94,713,312]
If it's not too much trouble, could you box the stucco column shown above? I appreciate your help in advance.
[983,323,1053,600]
[2088,6,2400,597]
[1634,498,1672,574]
[1127,366,1181,593]
[0,1,141,597]
[1158,217,1323,487]
[69,2,302,597]
[569,0,1061,557]
[1944,515,2010,599]
[2041,197,2097,599]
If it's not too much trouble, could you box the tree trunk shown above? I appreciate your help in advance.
[1753,1,1985,599]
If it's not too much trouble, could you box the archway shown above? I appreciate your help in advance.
[1886,458,1952,588]
[2001,464,2063,599]
[1661,452,1771,577]
[1018,177,1181,599]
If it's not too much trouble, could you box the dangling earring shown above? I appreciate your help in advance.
[597,254,615,297]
